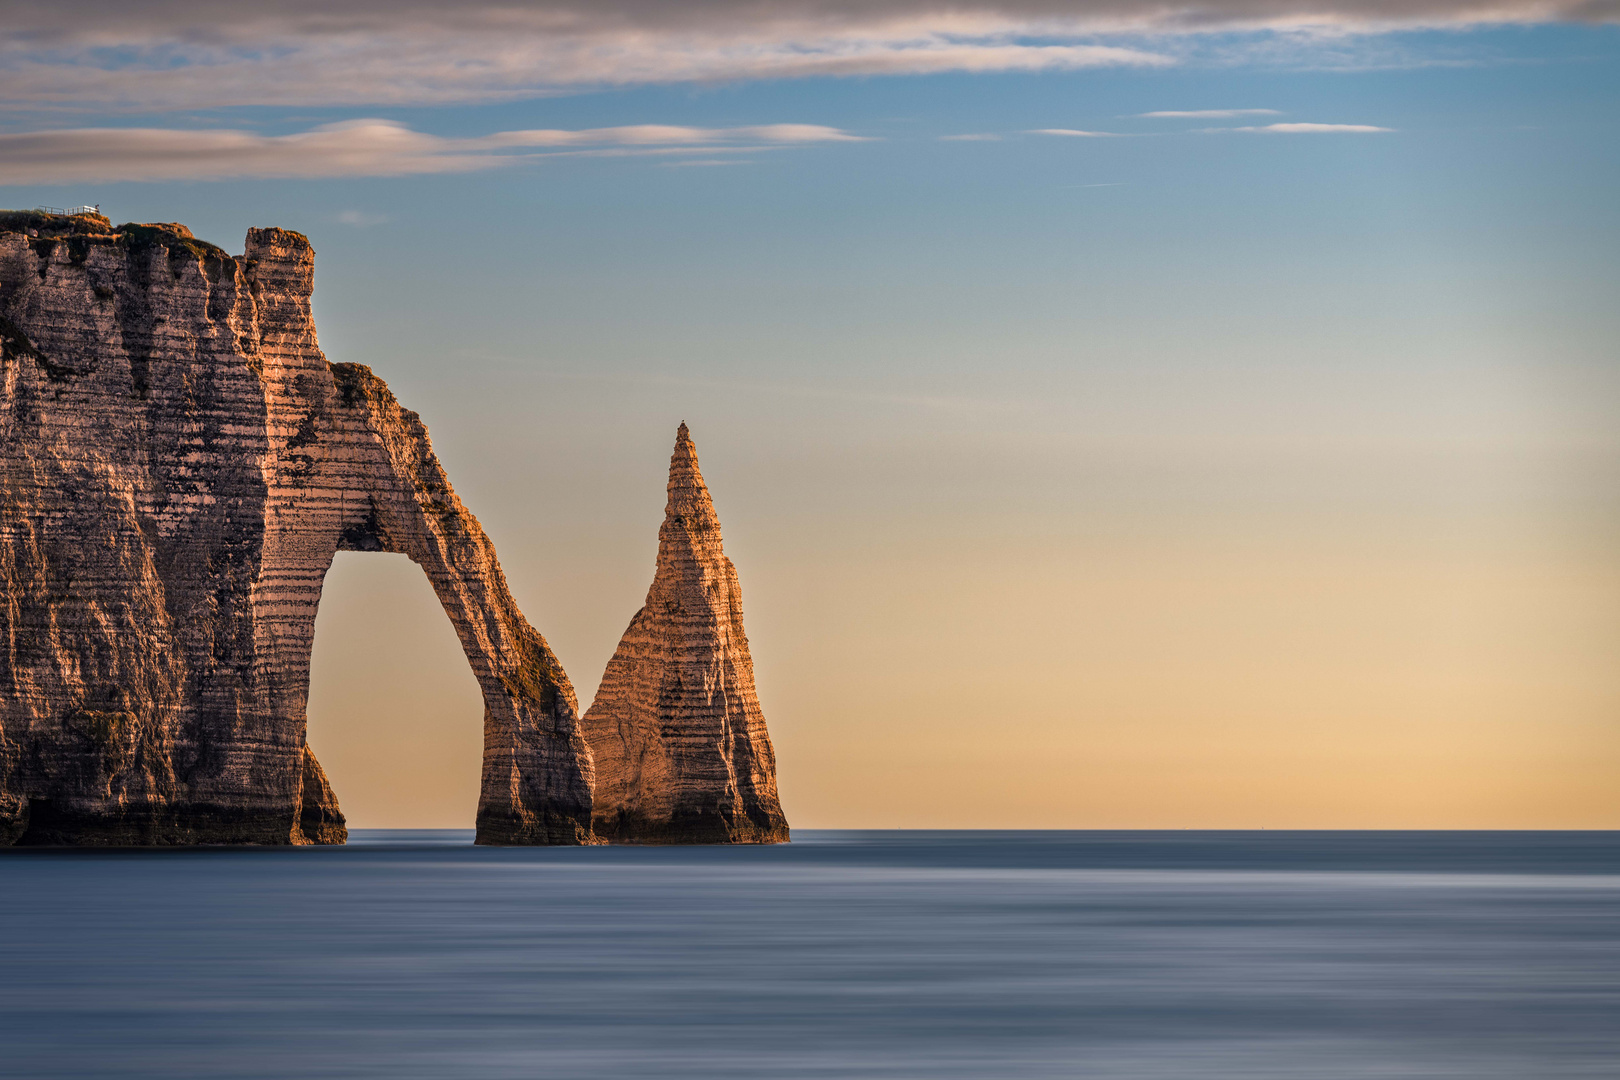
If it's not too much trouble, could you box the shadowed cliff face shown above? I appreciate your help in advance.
[582,424,789,844]
[0,213,592,845]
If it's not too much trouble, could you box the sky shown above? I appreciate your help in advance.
[4,1,1617,829]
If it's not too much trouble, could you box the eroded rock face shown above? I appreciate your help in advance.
[296,746,347,846]
[582,425,788,844]
[0,212,592,845]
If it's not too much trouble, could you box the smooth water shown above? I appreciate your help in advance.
[2,831,1617,1079]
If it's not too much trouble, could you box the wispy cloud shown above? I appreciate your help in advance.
[1028,129,1124,137]
[1222,122,1395,132]
[1138,109,1283,118]
[336,209,389,226]
[1,1,1609,112]
[0,120,866,184]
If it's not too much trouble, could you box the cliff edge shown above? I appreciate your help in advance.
[0,212,592,845]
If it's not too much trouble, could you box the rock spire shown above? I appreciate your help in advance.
[582,424,789,843]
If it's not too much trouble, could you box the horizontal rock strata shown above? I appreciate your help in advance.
[0,211,591,845]
[582,424,789,844]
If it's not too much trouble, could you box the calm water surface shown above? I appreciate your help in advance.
[3,830,1617,1079]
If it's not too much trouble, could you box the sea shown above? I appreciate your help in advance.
[2,830,1617,1079]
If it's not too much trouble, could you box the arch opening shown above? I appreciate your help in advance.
[305,551,487,831]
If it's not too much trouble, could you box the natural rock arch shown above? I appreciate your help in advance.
[0,215,591,845]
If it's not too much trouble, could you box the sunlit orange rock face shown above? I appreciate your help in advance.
[582,425,789,844]
[0,213,590,845]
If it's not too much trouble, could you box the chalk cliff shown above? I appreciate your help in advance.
[582,425,788,843]
[0,211,592,845]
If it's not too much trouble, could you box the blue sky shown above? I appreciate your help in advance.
[4,5,1617,826]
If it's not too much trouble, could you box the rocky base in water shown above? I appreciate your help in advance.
[0,211,784,846]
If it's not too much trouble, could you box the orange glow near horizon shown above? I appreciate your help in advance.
[307,483,1619,831]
